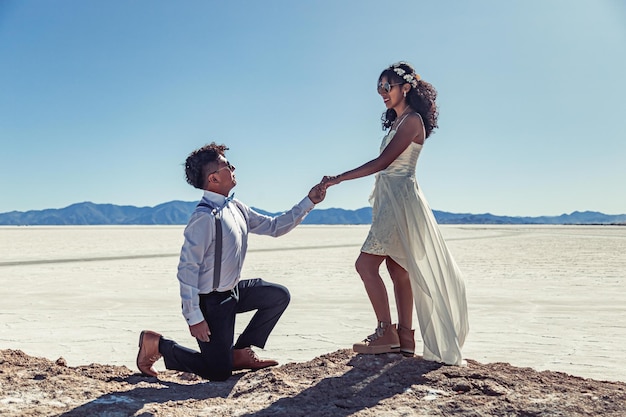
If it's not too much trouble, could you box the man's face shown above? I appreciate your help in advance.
[208,155,237,193]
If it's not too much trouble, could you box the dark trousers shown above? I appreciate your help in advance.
[159,278,290,381]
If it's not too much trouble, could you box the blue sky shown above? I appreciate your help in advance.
[1,0,625,217]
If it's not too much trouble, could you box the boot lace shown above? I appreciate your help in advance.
[245,347,260,362]
[363,322,388,344]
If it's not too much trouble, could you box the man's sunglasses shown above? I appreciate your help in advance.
[377,81,402,94]
[208,161,235,175]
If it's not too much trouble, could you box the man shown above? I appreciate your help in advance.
[137,142,326,381]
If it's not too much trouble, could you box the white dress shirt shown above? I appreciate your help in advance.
[177,190,315,325]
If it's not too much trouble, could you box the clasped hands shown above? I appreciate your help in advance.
[308,175,342,204]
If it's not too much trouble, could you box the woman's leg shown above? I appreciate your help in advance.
[353,252,400,354]
[355,252,391,323]
[385,257,413,330]
[385,257,415,356]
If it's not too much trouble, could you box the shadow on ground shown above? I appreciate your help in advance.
[58,372,242,416]
[238,353,443,416]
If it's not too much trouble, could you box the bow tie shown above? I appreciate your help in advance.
[212,193,235,215]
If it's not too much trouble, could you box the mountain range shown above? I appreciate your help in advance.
[1,201,625,226]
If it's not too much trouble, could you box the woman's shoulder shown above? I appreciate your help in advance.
[395,112,423,131]
[395,112,425,144]
[406,111,424,123]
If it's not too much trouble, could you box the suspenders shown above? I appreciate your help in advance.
[196,196,245,293]
[196,201,224,291]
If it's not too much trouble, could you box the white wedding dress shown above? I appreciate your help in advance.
[361,113,469,366]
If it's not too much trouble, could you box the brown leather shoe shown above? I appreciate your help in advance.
[232,347,278,371]
[137,330,162,377]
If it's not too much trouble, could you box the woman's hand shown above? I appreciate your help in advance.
[321,175,342,187]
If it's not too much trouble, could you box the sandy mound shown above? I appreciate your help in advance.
[1,348,625,416]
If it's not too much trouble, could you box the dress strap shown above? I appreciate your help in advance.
[394,112,412,130]
[415,112,425,141]
[395,112,425,140]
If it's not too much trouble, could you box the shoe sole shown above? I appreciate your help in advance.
[136,331,158,377]
[136,331,146,373]
[353,344,401,354]
[247,362,279,371]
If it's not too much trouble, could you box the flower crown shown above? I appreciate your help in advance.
[391,62,420,88]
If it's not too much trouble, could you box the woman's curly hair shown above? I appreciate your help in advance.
[379,62,439,138]
[184,142,228,189]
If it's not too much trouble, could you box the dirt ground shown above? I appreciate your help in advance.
[1,348,625,416]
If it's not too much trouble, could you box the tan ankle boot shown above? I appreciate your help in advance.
[397,325,415,357]
[353,321,400,354]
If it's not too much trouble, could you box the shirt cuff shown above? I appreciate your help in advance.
[184,309,205,326]
[302,196,316,210]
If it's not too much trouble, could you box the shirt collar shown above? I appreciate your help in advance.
[203,190,229,205]
[202,190,235,214]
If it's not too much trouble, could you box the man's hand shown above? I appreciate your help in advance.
[189,320,211,343]
[308,183,326,204]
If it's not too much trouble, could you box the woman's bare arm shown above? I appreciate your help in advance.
[323,114,424,186]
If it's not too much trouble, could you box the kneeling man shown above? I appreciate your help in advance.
[137,142,325,381]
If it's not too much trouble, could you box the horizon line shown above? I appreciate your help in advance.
[1,200,625,219]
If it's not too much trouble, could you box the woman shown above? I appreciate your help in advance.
[322,61,468,365]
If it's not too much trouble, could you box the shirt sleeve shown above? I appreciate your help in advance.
[177,211,214,326]
[239,196,315,237]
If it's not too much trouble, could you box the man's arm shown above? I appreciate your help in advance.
[242,183,326,237]
[177,212,213,326]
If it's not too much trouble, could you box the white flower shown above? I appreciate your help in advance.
[392,63,419,88]
[403,74,418,88]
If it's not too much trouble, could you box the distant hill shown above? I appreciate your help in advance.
[0,202,625,226]
[431,210,626,225]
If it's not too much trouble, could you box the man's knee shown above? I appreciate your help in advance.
[197,340,234,381]
[265,281,290,307]
[280,284,291,303]
[206,368,232,382]
[195,353,233,381]
[275,284,290,309]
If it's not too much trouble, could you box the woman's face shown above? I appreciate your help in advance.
[377,76,405,110]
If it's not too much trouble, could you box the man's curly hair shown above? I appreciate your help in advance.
[184,142,229,189]
[379,62,439,139]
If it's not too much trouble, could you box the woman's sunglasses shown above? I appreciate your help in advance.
[377,81,402,94]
